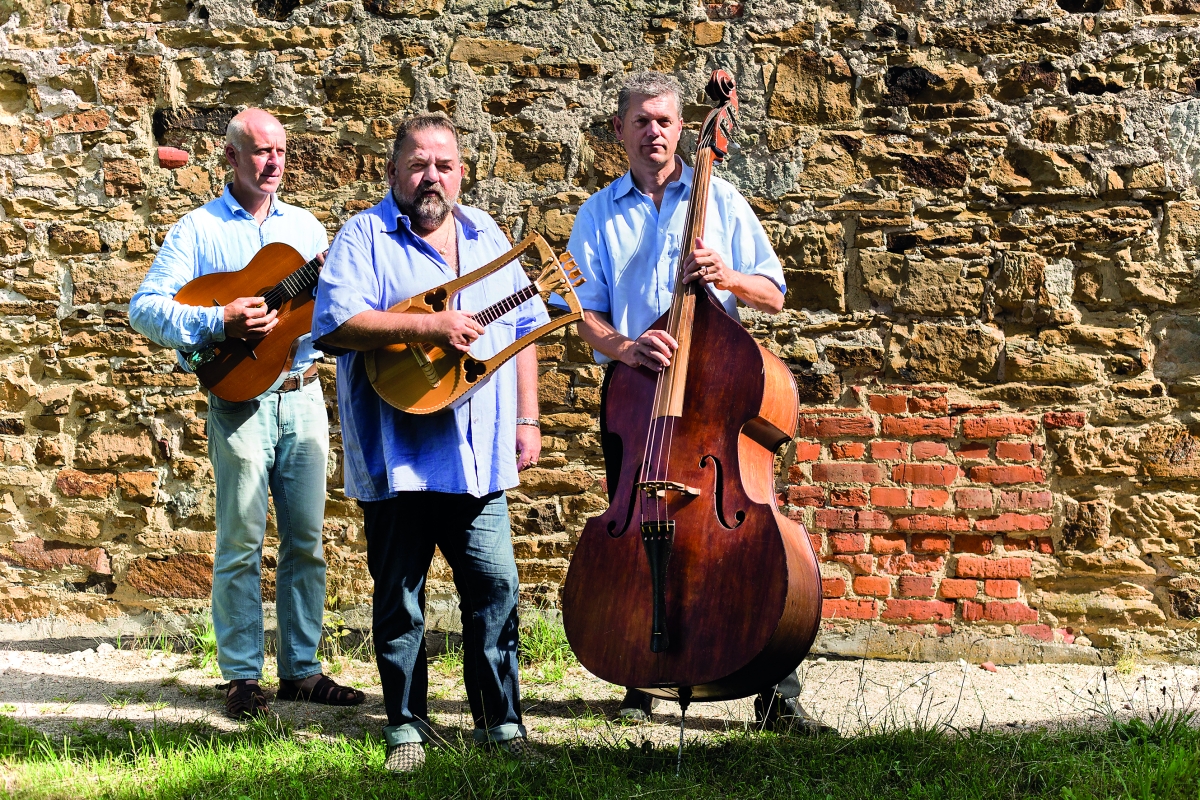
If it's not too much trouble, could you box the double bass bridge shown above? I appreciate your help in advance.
[637,480,699,499]
[640,520,675,654]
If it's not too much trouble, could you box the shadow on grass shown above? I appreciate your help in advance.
[3,707,1199,800]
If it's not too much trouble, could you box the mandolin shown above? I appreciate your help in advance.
[561,70,822,704]
[365,233,585,414]
[174,242,321,403]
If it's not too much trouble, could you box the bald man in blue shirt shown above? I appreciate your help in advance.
[566,71,831,735]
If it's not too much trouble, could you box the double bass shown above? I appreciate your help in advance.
[561,70,822,703]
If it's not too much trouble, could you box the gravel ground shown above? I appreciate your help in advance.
[2,646,1197,748]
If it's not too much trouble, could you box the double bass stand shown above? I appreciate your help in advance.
[675,686,692,775]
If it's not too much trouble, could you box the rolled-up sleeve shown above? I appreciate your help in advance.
[313,218,379,344]
[560,202,611,314]
[128,217,225,351]
[728,193,786,294]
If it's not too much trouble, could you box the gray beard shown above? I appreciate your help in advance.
[394,183,452,233]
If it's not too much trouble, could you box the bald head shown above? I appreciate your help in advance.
[224,108,288,212]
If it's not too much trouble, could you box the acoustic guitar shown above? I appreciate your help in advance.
[174,243,321,403]
[365,234,584,414]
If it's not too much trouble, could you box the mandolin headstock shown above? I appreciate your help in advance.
[700,69,738,162]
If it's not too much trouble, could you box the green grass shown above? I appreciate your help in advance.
[518,616,577,684]
[2,711,1197,799]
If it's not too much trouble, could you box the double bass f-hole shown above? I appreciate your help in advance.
[699,455,746,530]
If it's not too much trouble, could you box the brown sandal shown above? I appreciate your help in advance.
[219,679,272,720]
[277,674,365,706]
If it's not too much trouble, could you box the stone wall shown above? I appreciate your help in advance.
[1,0,1199,660]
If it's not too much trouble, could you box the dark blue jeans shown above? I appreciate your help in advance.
[361,491,524,746]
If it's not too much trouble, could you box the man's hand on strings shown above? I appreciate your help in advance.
[620,329,677,372]
[224,297,278,340]
[424,310,484,353]
[681,236,738,292]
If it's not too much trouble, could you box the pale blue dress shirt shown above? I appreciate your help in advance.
[129,186,329,376]
[312,192,549,501]
[562,158,786,362]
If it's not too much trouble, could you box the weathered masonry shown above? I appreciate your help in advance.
[1,0,1199,662]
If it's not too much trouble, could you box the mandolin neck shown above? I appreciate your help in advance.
[473,284,539,327]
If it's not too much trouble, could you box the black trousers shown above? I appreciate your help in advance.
[598,364,803,702]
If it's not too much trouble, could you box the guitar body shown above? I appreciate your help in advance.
[174,242,312,403]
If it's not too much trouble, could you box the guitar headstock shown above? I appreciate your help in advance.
[699,69,738,162]
[535,252,585,297]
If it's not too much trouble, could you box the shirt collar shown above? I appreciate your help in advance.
[221,185,283,219]
[612,156,693,201]
[381,189,479,239]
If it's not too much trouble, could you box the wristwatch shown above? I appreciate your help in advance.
[516,418,540,428]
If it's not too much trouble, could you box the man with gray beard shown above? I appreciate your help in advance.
[313,114,548,772]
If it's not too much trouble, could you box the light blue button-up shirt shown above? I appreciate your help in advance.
[563,158,785,362]
[312,192,549,501]
[129,186,329,376]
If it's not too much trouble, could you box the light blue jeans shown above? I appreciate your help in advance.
[207,378,329,682]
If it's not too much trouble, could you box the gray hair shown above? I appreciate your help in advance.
[616,71,683,120]
[392,112,459,160]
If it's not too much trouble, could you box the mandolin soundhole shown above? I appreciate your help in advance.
[463,358,486,383]
[424,287,448,311]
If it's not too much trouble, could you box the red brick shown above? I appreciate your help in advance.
[984,579,1020,599]
[939,578,978,599]
[908,396,948,414]
[833,554,874,574]
[809,533,824,553]
[1020,624,1053,641]
[818,510,891,531]
[955,489,993,510]
[831,488,869,507]
[995,441,1035,461]
[983,602,1038,624]
[870,487,908,508]
[955,556,1032,579]
[956,442,991,460]
[893,464,960,486]
[822,599,878,620]
[799,416,875,438]
[870,533,907,554]
[822,577,846,598]
[962,417,1038,439]
[813,463,885,483]
[912,489,948,509]
[794,441,822,461]
[962,600,984,621]
[997,491,1052,510]
[870,441,907,461]
[968,466,1045,485]
[953,534,994,554]
[832,442,866,460]
[975,513,1052,532]
[1043,411,1084,429]
[912,441,949,460]
[911,533,953,553]
[157,146,190,169]
[881,599,955,622]
[1003,536,1054,554]
[828,531,866,553]
[869,394,908,414]
[898,575,935,597]
[882,417,954,438]
[787,485,825,507]
[877,554,944,575]
[853,575,891,597]
[894,516,969,533]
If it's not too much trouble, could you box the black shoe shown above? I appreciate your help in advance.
[754,692,837,735]
[616,688,659,723]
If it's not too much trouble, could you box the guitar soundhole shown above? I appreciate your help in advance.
[425,288,447,312]
[463,358,486,383]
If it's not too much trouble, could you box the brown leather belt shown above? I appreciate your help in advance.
[279,365,319,393]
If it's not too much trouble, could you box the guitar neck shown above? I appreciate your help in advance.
[265,256,322,310]
[473,284,539,327]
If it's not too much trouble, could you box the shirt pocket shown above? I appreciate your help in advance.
[476,318,517,361]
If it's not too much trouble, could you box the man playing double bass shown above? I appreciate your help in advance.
[564,71,828,733]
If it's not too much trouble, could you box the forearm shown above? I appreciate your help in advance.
[578,310,636,364]
[129,291,225,351]
[729,274,785,314]
[516,346,539,420]
[316,309,431,352]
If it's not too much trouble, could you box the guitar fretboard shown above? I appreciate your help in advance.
[265,258,321,310]
[473,284,539,327]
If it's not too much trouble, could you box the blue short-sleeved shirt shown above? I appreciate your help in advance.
[562,158,785,362]
[129,186,329,378]
[312,192,549,501]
